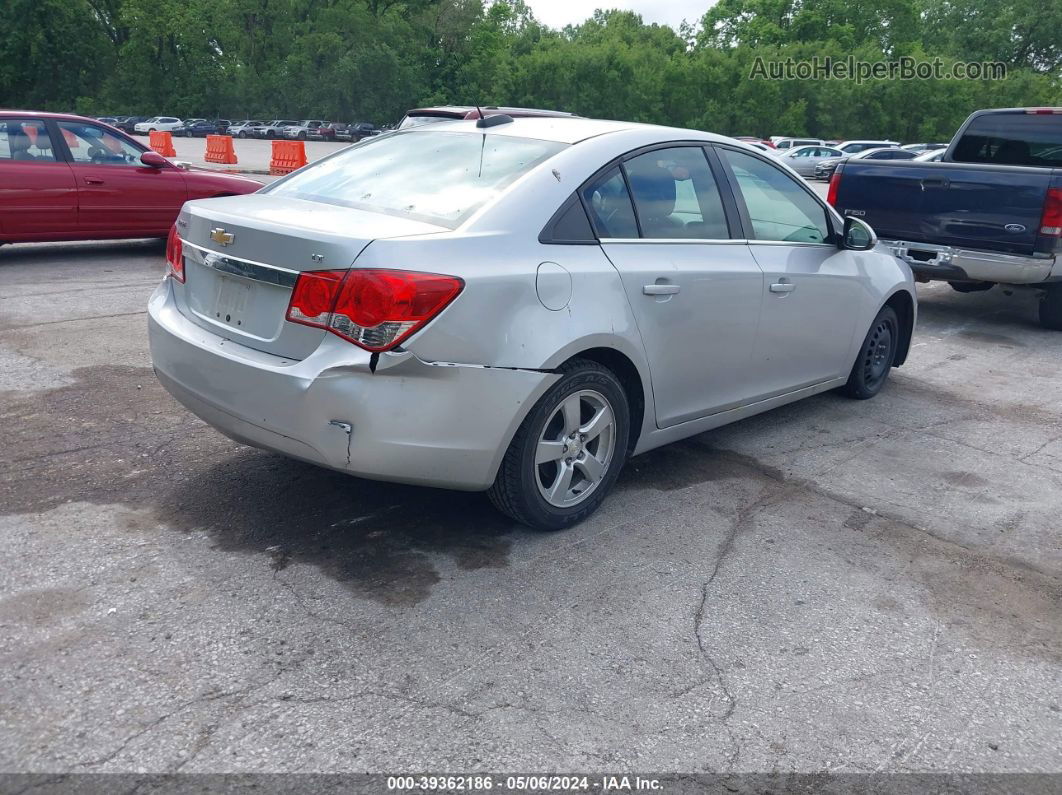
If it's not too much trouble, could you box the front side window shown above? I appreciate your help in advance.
[722,149,831,244]
[57,121,144,166]
[0,120,57,162]
[267,130,566,228]
[624,147,729,239]
[581,167,638,239]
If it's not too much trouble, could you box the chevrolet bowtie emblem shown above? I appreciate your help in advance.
[210,227,234,246]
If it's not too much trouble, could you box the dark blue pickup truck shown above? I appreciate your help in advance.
[828,108,1062,329]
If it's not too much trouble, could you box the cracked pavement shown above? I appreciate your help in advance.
[1,239,1060,774]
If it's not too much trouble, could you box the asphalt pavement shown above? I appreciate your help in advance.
[1,238,1060,775]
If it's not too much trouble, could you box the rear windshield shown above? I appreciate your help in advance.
[397,114,458,130]
[265,130,566,228]
[952,113,1062,167]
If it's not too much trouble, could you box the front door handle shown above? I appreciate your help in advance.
[769,281,796,294]
[643,284,681,296]
[83,177,104,185]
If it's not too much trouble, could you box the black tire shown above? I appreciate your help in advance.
[950,281,995,293]
[299,131,307,140]
[488,359,630,531]
[842,305,899,399]
[238,131,247,138]
[1040,285,1062,331]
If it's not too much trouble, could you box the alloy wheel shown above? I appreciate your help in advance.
[535,389,616,508]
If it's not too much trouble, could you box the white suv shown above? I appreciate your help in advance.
[836,139,901,154]
[134,117,183,134]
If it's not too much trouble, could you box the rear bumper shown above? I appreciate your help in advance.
[148,280,558,490]
[882,239,1058,285]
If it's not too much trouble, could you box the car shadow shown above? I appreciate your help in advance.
[153,450,517,607]
[0,238,164,266]
[914,282,1045,336]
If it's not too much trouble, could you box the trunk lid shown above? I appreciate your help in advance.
[173,195,447,360]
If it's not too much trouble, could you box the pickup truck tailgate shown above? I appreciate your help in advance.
[833,161,1053,256]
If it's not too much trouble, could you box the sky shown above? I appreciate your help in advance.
[523,0,712,31]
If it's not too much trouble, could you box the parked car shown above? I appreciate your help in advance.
[314,122,341,141]
[134,116,183,134]
[212,119,232,135]
[149,115,915,530]
[228,120,263,139]
[814,146,916,180]
[96,117,119,125]
[173,119,207,137]
[115,116,149,134]
[283,120,328,140]
[0,112,261,244]
[177,120,219,138]
[340,121,380,142]
[778,144,844,176]
[913,148,947,161]
[397,106,579,129]
[828,107,1062,328]
[734,136,774,148]
[835,139,901,154]
[902,142,949,153]
[253,120,299,139]
[772,137,826,152]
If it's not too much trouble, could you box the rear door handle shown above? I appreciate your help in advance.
[83,177,104,185]
[643,284,680,295]
[770,282,796,294]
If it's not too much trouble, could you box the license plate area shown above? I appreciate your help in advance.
[212,274,253,328]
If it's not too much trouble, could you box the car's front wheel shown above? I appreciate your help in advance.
[489,359,630,531]
[842,305,899,399]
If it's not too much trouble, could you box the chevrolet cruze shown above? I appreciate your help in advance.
[148,117,916,530]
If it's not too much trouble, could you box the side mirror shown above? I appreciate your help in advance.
[842,215,877,251]
[140,151,169,168]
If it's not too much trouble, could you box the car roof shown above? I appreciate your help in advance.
[396,116,728,146]
[406,106,579,119]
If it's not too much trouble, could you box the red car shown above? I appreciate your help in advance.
[0,110,261,244]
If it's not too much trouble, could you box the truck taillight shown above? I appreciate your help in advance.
[826,171,841,206]
[165,225,184,282]
[1041,188,1062,237]
[286,268,464,352]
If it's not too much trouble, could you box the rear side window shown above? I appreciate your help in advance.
[952,113,1062,167]
[0,120,57,162]
[267,130,566,228]
[722,149,831,244]
[624,147,729,239]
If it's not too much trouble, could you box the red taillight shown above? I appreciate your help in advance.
[286,269,346,327]
[166,225,184,282]
[826,170,841,206]
[285,268,464,351]
[1041,188,1062,237]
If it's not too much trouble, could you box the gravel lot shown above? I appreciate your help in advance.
[1,238,1060,775]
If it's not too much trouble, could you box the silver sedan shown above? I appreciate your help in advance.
[149,118,916,530]
[778,144,845,176]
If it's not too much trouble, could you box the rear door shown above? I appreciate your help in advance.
[0,118,77,240]
[591,145,766,427]
[718,146,865,395]
[55,119,188,236]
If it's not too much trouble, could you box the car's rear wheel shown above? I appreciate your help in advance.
[488,359,630,531]
[1040,285,1062,330]
[842,305,899,399]
[238,131,247,138]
